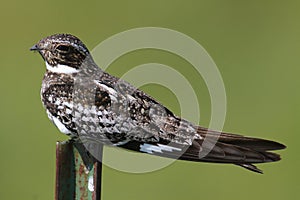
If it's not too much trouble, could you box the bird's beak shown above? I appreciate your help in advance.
[30,44,40,51]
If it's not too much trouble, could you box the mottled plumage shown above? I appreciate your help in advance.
[31,33,286,173]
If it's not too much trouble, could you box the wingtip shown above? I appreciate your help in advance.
[278,143,287,150]
[268,140,286,150]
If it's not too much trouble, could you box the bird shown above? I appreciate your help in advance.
[30,33,285,173]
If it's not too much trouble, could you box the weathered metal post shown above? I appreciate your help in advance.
[55,141,103,200]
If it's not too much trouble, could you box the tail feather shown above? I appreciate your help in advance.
[181,140,281,164]
[177,127,286,173]
[236,163,263,174]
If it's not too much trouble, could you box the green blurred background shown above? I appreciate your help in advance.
[0,0,298,199]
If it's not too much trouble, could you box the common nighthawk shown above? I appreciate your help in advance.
[30,33,285,173]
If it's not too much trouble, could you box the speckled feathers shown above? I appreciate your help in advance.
[31,34,286,173]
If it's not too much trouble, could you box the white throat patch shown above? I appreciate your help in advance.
[45,62,80,74]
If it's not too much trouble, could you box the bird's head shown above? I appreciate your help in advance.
[30,33,91,73]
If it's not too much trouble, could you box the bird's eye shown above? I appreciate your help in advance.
[56,45,71,52]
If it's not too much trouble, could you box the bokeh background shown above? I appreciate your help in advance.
[0,0,298,199]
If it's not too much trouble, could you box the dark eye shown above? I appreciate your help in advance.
[56,45,71,52]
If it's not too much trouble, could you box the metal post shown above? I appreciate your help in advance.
[55,141,103,200]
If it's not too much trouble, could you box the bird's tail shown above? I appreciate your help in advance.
[179,127,286,173]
